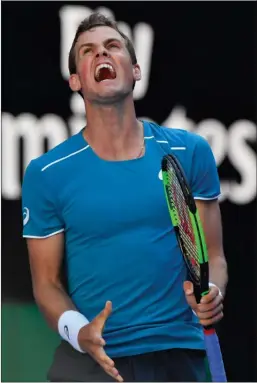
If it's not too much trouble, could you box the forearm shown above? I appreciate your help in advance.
[33,282,77,331]
[208,252,228,297]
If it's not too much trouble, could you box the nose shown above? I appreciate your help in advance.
[96,49,109,58]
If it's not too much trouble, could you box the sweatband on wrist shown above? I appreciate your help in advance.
[209,282,223,297]
[58,310,89,353]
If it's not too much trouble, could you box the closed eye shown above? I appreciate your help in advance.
[108,43,120,49]
[78,45,93,57]
[82,48,91,55]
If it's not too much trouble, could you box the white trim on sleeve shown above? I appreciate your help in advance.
[23,228,65,239]
[194,194,221,201]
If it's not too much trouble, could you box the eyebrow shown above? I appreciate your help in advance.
[77,38,122,54]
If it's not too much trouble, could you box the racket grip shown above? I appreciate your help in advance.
[204,328,227,382]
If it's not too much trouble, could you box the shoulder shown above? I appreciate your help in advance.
[146,120,210,152]
[24,130,88,177]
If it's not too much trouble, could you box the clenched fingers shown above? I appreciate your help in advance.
[196,295,223,326]
[197,295,223,314]
[200,285,221,304]
[200,311,224,327]
[197,303,223,320]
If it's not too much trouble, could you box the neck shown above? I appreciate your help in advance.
[83,96,144,160]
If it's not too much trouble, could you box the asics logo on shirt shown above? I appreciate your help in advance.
[23,207,30,226]
[158,170,163,180]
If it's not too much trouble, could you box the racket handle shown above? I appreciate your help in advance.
[204,328,227,382]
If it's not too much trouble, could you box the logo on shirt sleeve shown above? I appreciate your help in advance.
[23,207,30,226]
[158,170,163,180]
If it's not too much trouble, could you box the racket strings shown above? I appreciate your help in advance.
[166,166,200,280]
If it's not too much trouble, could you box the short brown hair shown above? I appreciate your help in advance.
[68,13,137,75]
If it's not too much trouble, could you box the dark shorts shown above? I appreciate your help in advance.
[47,341,207,382]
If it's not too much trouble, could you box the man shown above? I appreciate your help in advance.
[22,13,228,382]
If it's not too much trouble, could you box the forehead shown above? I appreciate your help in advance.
[76,26,124,46]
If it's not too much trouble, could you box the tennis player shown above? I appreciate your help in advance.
[22,13,228,382]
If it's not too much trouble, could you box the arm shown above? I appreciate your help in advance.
[23,161,123,381]
[196,199,228,297]
[27,232,122,381]
[27,232,76,331]
[184,135,228,325]
[189,134,228,296]
[22,161,88,344]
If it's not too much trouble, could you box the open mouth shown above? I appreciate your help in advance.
[94,63,116,82]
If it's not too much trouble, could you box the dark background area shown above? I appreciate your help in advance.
[2,2,256,381]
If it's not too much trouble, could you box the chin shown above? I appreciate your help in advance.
[94,88,130,104]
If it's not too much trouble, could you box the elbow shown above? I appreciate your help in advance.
[32,283,48,310]
[32,286,45,307]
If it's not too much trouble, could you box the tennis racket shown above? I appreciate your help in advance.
[161,153,227,382]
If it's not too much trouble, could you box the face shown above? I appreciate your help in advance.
[69,26,141,104]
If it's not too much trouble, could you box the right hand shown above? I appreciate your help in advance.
[78,301,123,382]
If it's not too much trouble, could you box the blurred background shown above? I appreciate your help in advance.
[2,1,256,381]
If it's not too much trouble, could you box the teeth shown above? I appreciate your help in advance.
[95,63,115,80]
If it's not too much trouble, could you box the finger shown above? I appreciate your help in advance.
[183,280,194,295]
[104,366,124,382]
[183,281,197,311]
[97,356,124,382]
[197,296,223,313]
[91,334,106,346]
[200,311,224,327]
[197,304,223,320]
[94,301,113,329]
[200,286,221,304]
[116,374,124,382]
[95,347,115,368]
[101,301,112,318]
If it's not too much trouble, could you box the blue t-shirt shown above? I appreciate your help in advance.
[22,121,221,357]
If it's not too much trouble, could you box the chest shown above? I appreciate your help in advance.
[58,155,174,237]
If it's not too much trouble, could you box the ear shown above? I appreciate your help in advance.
[69,74,81,92]
[133,64,141,82]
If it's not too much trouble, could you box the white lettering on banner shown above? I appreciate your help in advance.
[59,5,93,80]
[227,120,256,204]
[2,113,67,199]
[2,7,256,204]
[59,5,154,100]
[2,110,256,204]
[192,120,228,167]
[164,108,257,205]
[132,23,154,100]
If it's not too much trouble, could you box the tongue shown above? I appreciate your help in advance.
[98,67,116,82]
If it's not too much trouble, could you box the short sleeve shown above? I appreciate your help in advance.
[190,136,221,200]
[22,160,65,238]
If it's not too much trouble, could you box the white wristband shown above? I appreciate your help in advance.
[209,282,223,297]
[58,310,89,353]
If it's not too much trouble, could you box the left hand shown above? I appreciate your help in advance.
[183,281,224,327]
